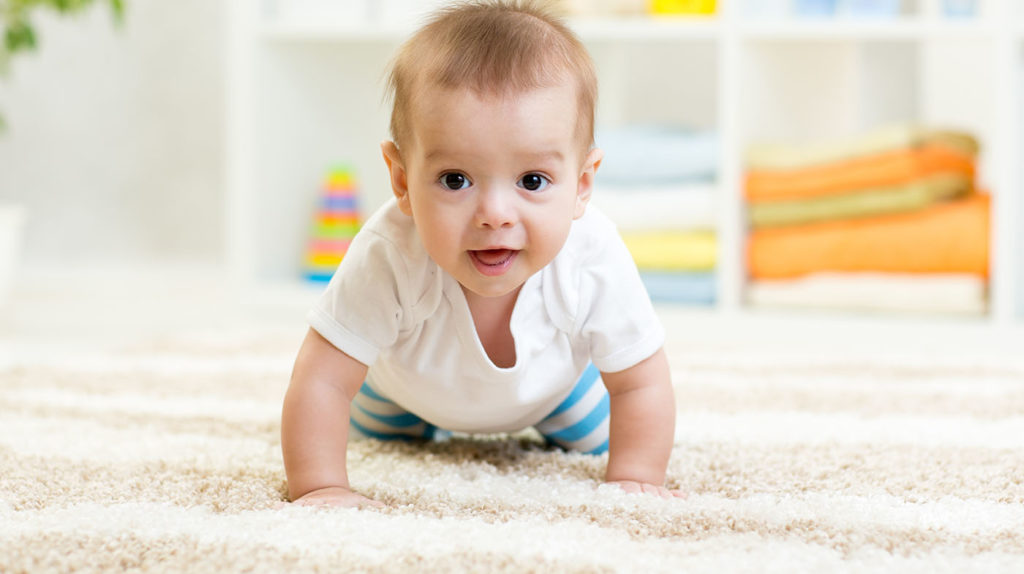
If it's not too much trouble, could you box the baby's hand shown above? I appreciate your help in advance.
[286,486,385,509]
[606,480,687,500]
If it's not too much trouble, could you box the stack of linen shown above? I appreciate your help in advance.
[592,125,719,305]
[744,124,989,315]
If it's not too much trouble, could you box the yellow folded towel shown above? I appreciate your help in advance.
[749,173,971,228]
[746,124,979,171]
[620,231,717,271]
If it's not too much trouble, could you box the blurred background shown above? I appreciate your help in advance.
[1,0,1022,345]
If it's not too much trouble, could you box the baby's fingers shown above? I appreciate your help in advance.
[606,480,685,501]
[282,487,386,509]
[293,496,384,509]
[641,483,665,498]
[358,497,386,509]
[607,480,643,494]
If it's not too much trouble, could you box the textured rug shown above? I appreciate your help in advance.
[2,326,1024,572]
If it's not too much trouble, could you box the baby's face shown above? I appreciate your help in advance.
[387,83,600,299]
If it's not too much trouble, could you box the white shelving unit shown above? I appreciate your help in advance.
[226,0,1023,324]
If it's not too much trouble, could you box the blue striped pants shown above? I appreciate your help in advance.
[348,364,609,454]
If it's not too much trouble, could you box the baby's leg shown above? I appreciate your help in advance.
[533,364,610,454]
[349,382,448,441]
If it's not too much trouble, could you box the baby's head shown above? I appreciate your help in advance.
[381,0,604,300]
[386,0,597,156]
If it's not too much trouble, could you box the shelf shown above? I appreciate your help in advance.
[260,15,1002,44]
[228,0,1024,325]
[569,16,721,41]
[739,19,998,41]
[262,16,723,43]
[263,17,1001,44]
[261,22,409,42]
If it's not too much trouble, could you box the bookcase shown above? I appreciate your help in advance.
[225,0,1023,324]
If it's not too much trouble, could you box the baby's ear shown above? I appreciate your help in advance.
[381,141,412,215]
[574,147,603,219]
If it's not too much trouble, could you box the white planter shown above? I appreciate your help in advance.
[0,203,27,306]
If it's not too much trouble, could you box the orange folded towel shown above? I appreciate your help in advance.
[745,144,975,202]
[747,194,990,280]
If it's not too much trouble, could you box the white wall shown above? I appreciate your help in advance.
[0,1,224,266]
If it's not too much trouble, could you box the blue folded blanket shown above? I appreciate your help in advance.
[640,271,717,306]
[847,0,901,17]
[596,126,718,185]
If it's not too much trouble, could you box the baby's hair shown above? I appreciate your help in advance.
[385,0,597,155]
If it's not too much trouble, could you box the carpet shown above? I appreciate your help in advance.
[2,326,1024,573]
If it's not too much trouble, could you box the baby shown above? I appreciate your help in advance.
[281,0,681,507]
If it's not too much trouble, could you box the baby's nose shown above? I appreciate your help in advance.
[475,188,517,229]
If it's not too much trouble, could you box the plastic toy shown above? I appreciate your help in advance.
[304,165,360,283]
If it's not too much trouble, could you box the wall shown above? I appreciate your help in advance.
[0,1,224,266]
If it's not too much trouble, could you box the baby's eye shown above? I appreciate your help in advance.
[518,173,550,192]
[439,172,470,191]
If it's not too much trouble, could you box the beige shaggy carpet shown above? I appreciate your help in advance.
[3,324,1024,572]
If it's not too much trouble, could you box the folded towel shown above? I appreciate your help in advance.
[592,183,716,232]
[745,143,975,202]
[621,230,717,271]
[746,124,979,171]
[596,125,718,184]
[747,193,989,279]
[847,0,902,17]
[748,173,971,228]
[641,271,717,305]
[746,272,987,315]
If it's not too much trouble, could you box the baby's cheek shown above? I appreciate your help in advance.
[530,223,571,261]
[416,226,456,262]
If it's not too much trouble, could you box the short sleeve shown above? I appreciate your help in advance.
[575,219,666,374]
[306,229,409,367]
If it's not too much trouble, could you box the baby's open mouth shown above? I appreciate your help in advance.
[471,249,516,266]
[469,249,518,276]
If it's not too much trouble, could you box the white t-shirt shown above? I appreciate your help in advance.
[308,198,664,434]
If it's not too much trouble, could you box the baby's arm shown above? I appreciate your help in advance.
[281,328,382,507]
[602,347,683,499]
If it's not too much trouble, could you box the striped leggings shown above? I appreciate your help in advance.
[349,364,610,454]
